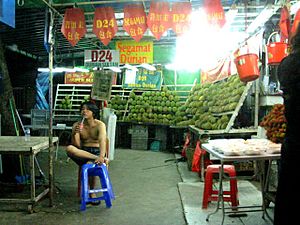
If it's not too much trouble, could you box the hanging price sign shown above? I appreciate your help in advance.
[93,7,118,46]
[147,1,171,41]
[171,2,192,36]
[61,8,86,46]
[84,50,120,68]
[123,4,148,42]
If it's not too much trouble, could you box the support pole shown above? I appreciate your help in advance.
[254,78,259,128]
[48,2,54,207]
[174,69,177,91]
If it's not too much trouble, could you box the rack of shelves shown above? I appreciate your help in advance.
[224,81,253,132]
[53,84,92,123]
[53,84,193,124]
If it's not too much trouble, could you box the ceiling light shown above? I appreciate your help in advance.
[124,64,138,71]
[139,63,156,71]
[38,67,89,73]
[74,67,89,72]
[107,67,122,73]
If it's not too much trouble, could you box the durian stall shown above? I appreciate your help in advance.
[108,85,190,151]
[107,73,261,153]
[180,74,258,139]
[178,74,261,175]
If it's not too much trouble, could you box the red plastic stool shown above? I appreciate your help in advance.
[202,164,239,209]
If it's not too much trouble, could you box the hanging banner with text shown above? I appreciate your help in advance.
[171,2,192,36]
[122,67,162,90]
[200,57,234,84]
[84,49,120,68]
[203,0,226,28]
[93,7,118,46]
[116,40,153,64]
[61,8,87,46]
[64,72,94,84]
[91,70,113,101]
[123,4,148,42]
[290,9,300,41]
[147,1,171,40]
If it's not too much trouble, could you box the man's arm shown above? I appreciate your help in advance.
[98,121,107,159]
[71,122,81,148]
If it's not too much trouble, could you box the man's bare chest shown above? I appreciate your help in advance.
[80,126,99,141]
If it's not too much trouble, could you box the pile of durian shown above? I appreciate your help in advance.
[176,75,246,130]
[124,87,182,125]
[108,95,127,119]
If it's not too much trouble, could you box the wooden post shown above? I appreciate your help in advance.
[48,5,54,207]
[0,38,19,135]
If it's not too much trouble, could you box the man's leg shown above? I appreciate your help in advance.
[66,145,98,161]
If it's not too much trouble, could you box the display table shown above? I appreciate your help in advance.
[0,136,59,213]
[201,139,280,225]
[189,125,257,138]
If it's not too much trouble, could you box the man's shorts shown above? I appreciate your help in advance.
[68,146,100,166]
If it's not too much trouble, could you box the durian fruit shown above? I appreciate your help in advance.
[108,95,128,120]
[177,74,246,130]
[125,87,182,125]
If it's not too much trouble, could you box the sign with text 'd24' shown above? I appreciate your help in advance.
[84,50,120,68]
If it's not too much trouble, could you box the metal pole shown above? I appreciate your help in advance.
[52,0,151,7]
[174,69,177,91]
[254,79,259,128]
[48,1,54,207]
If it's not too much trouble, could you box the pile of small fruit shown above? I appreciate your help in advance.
[58,95,90,109]
[59,95,72,109]
[259,104,286,143]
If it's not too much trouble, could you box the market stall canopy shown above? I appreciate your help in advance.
[0,0,282,64]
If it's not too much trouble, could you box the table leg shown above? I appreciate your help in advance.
[220,163,225,225]
[200,152,205,182]
[261,160,274,222]
[30,154,36,201]
[206,162,225,224]
[29,154,36,212]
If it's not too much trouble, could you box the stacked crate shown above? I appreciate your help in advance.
[131,124,148,150]
[31,109,50,129]
[154,126,168,151]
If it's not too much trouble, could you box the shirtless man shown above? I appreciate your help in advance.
[66,101,106,201]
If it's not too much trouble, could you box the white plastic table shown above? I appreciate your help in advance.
[201,140,280,225]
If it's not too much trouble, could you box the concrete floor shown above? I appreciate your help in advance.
[0,147,275,225]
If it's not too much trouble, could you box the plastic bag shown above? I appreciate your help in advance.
[192,140,210,173]
[192,141,201,172]
[181,132,191,158]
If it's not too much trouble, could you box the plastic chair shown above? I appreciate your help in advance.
[80,163,115,211]
[77,137,110,197]
[202,164,239,209]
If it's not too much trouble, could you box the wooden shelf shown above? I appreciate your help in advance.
[259,95,283,106]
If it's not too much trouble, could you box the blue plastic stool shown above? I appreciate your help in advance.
[80,163,115,211]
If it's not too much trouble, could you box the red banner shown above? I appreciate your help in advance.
[201,58,232,84]
[279,6,290,41]
[171,2,192,36]
[290,9,300,41]
[61,8,87,47]
[123,4,148,42]
[203,0,225,28]
[93,7,118,46]
[147,1,171,40]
